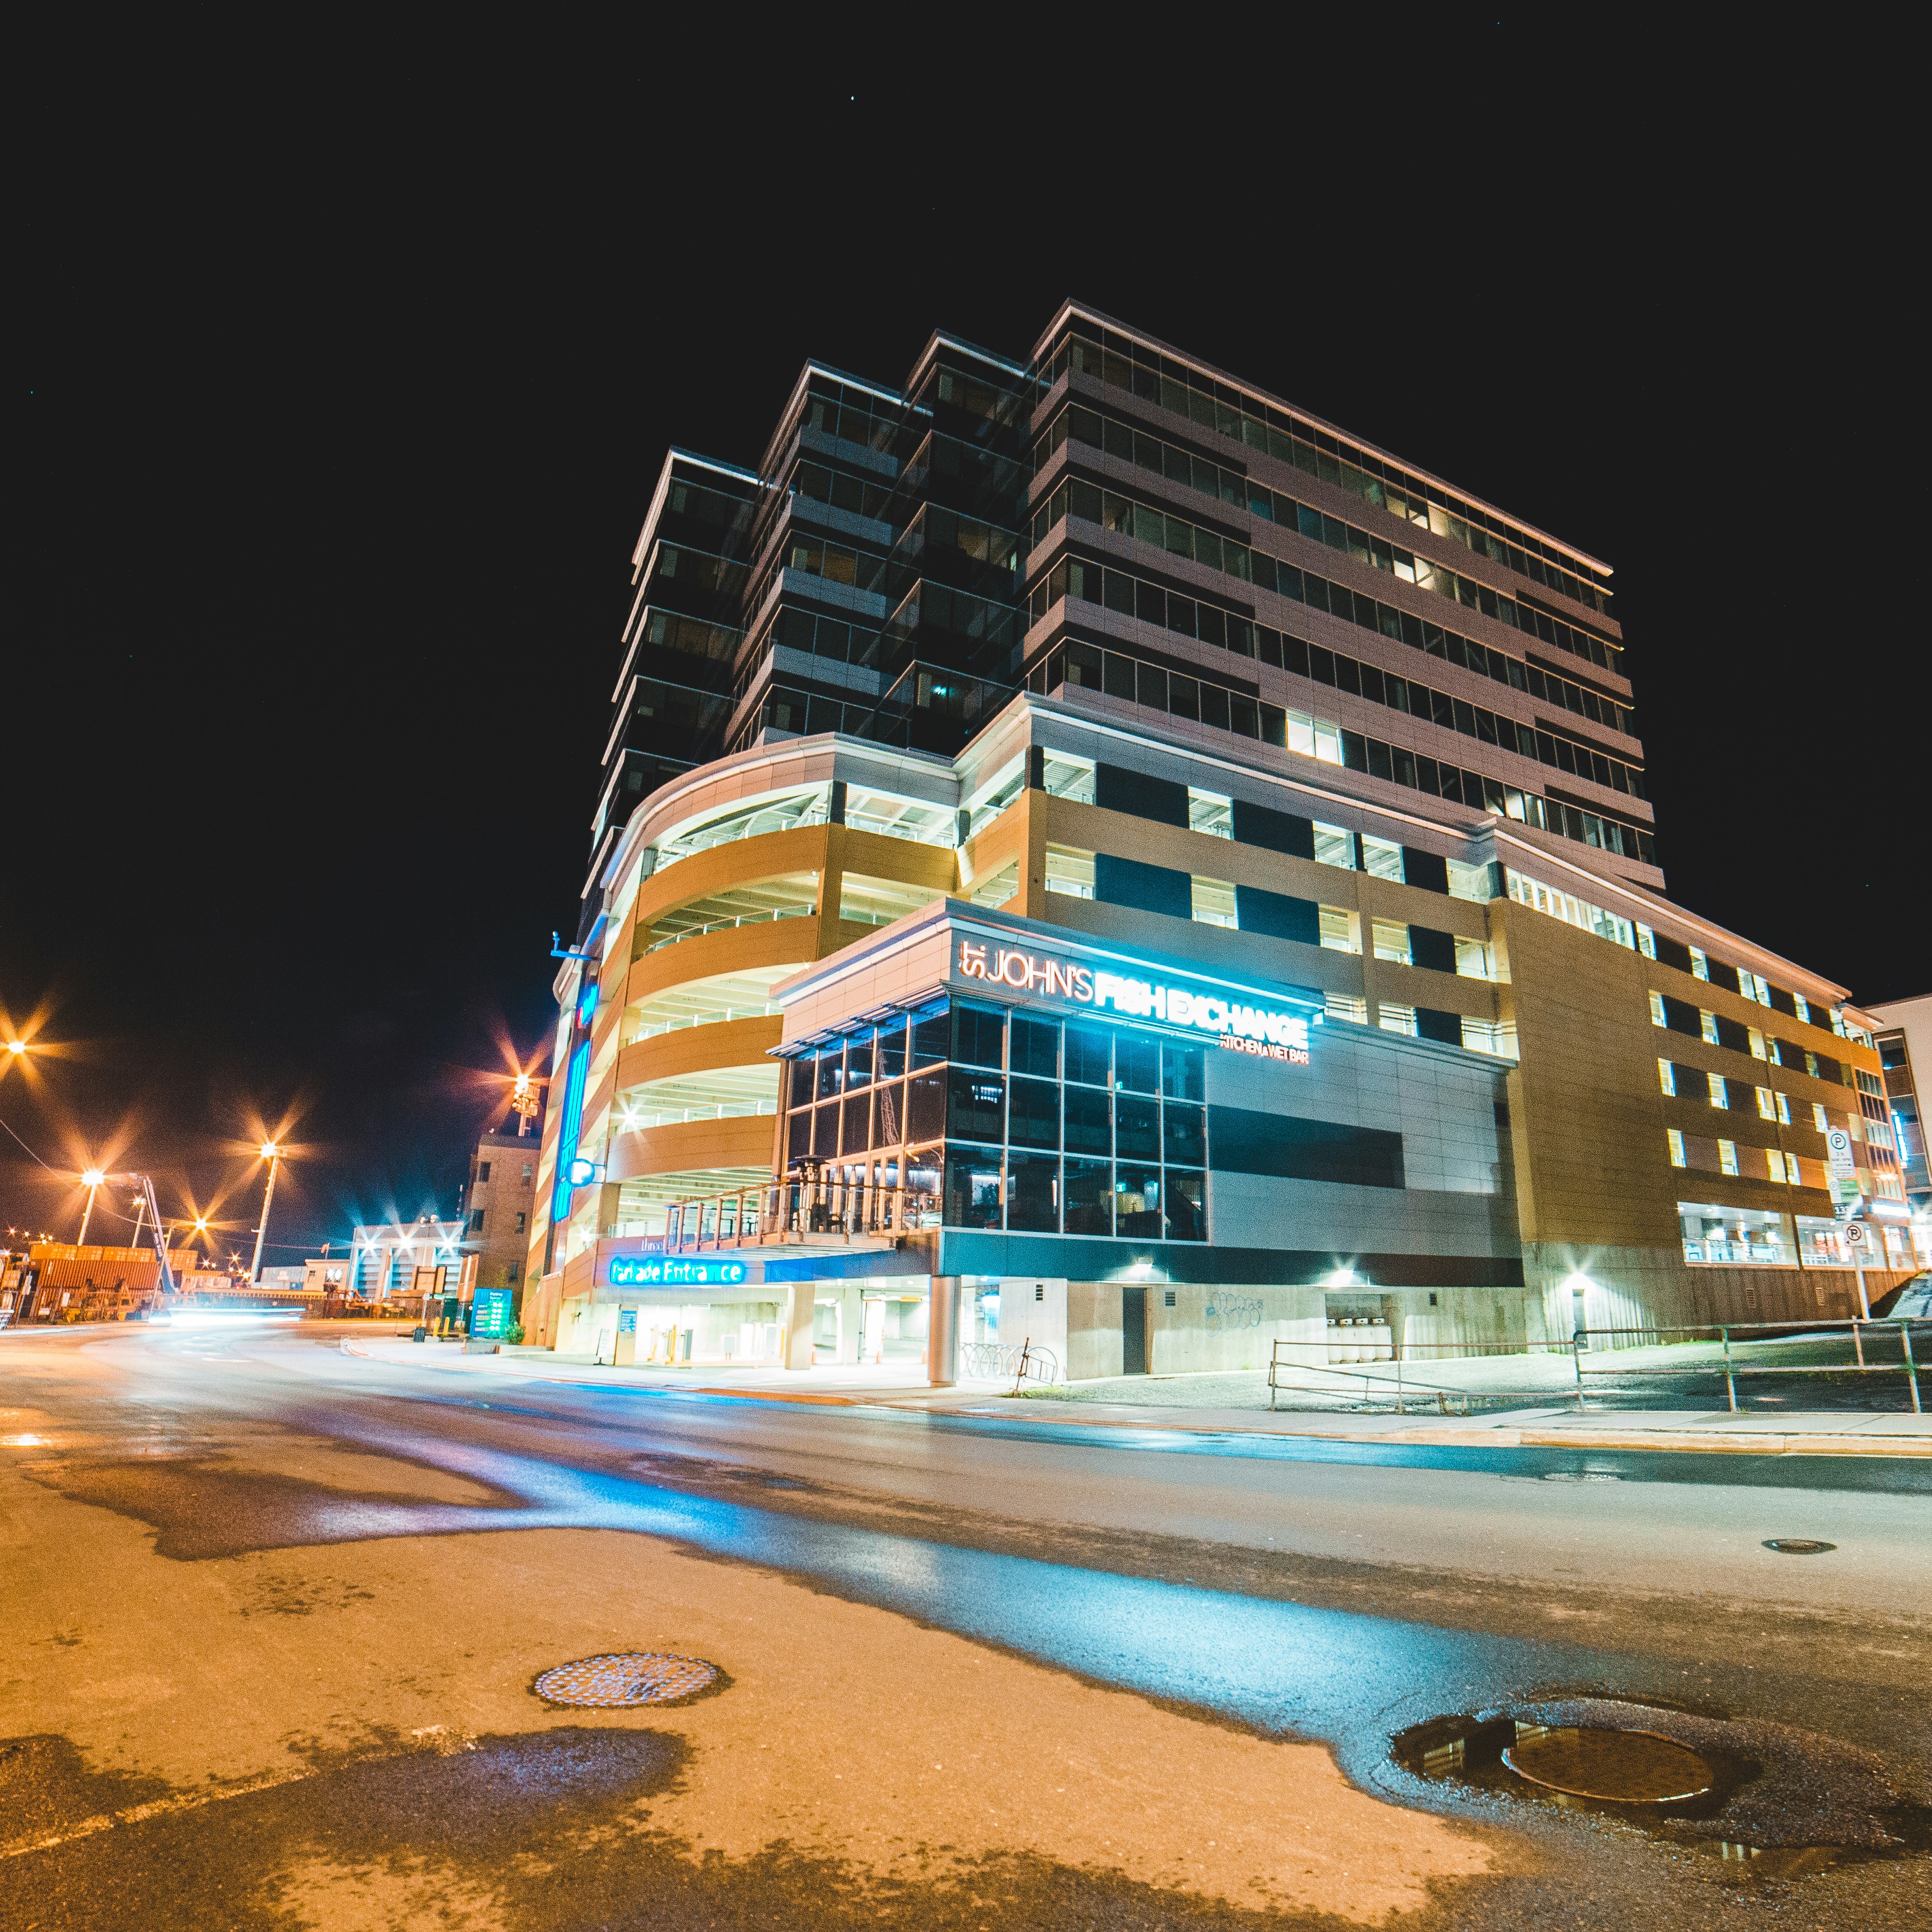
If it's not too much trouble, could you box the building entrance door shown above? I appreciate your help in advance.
[1121,1284,1147,1374]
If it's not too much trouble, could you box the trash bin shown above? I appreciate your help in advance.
[411,1325,427,1343]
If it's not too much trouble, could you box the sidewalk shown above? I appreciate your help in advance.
[340,1337,1932,1456]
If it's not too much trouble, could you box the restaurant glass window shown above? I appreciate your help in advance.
[910,1002,951,1069]
[1010,1014,1060,1078]
[1166,1169,1206,1240]
[1006,1150,1061,1231]
[875,1015,907,1079]
[1008,1076,1061,1149]
[817,1052,845,1101]
[1064,1021,1113,1087]
[1063,1157,1114,1235]
[907,1069,947,1143]
[812,1103,841,1157]
[1163,1103,1208,1167]
[1161,1043,1205,1102]
[841,1091,871,1153]
[1114,1165,1165,1236]
[953,1001,1007,1070]
[789,1058,815,1108]
[845,1030,874,1087]
[873,1080,904,1147]
[948,1067,1007,1142]
[944,1147,1004,1228]
[1115,1032,1160,1095]
[1063,1085,1113,1156]
[1115,1095,1160,1160]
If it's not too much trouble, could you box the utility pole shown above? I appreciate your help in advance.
[77,1169,106,1244]
[249,1142,283,1281]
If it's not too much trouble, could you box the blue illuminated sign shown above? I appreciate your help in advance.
[608,1256,748,1288]
[471,1287,514,1339]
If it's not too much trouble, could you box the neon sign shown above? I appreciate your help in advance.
[956,941,1310,1061]
[608,1256,747,1287]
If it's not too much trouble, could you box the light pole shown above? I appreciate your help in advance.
[77,1168,107,1244]
[249,1142,283,1282]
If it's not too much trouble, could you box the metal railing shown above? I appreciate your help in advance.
[1268,1319,1926,1415]
[662,1177,941,1250]
[1573,1320,1923,1415]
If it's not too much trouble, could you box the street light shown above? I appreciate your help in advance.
[5,1039,26,1057]
[77,1168,108,1243]
[248,1141,284,1282]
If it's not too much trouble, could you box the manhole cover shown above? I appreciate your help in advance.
[1502,1726,1715,1803]
[1763,1538,1836,1555]
[532,1652,719,1707]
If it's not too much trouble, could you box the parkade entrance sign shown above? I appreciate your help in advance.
[607,1257,748,1288]
[956,939,1312,1063]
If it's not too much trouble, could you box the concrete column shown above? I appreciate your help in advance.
[783,1281,816,1370]
[929,1276,961,1387]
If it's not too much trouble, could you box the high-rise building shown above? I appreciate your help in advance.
[522,303,1919,1373]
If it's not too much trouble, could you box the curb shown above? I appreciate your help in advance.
[335,1339,1932,1456]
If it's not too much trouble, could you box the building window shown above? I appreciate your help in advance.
[1667,1129,1687,1167]
[1649,991,1667,1027]
[1190,876,1238,928]
[1326,992,1368,1024]
[477,1162,491,1184]
[1360,835,1405,882]
[514,1211,526,1233]
[1658,1059,1676,1096]
[1371,919,1412,965]
[1812,1102,1829,1132]
[1187,788,1233,838]
[1313,822,1356,870]
[522,1164,533,1183]
[1461,1018,1518,1059]
[1700,1010,1720,1045]
[1319,906,1358,954]
[1707,1072,1728,1109]
[1045,844,1096,898]
[507,1262,520,1284]
[1718,1139,1739,1176]
[1636,924,1657,959]
[1689,946,1710,981]
[1378,1003,1417,1038]
[468,1210,485,1233]
[1454,936,1498,980]
[1755,1087,1775,1121]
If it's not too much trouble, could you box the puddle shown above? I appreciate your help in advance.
[1392,1697,1931,1874]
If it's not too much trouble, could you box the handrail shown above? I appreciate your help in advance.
[1571,1318,1923,1415]
[1270,1317,1926,1416]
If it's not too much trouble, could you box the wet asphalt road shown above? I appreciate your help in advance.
[2,1322,1928,1929]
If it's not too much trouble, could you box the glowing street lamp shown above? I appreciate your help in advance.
[248,1141,284,1282]
[77,1168,108,1243]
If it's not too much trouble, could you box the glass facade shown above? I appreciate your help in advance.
[780,999,1209,1240]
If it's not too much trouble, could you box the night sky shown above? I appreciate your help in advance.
[8,23,1915,1262]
